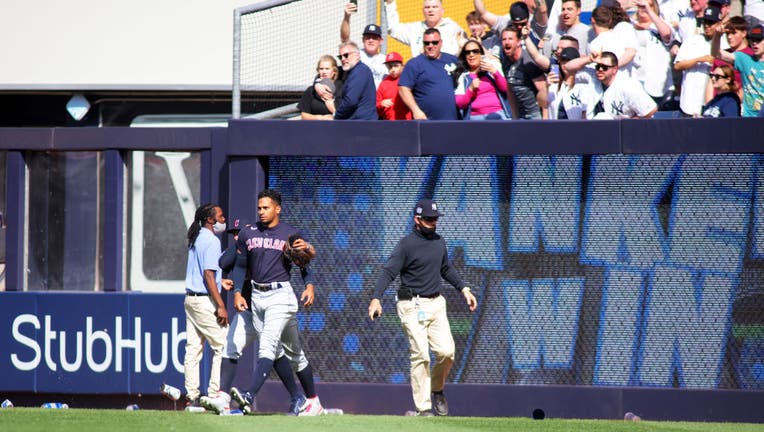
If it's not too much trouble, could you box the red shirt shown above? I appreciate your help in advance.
[375,75,412,120]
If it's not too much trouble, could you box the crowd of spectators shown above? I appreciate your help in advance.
[298,0,764,120]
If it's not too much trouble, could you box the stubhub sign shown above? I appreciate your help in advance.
[0,292,188,394]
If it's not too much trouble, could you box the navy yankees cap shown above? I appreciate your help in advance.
[227,216,250,233]
[559,47,580,61]
[363,24,382,37]
[510,2,530,22]
[414,199,442,218]
[703,5,722,23]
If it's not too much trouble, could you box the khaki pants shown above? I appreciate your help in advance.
[397,295,455,412]
[184,295,227,400]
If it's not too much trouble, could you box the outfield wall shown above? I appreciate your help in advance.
[1,120,763,421]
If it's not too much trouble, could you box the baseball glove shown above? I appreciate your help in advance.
[283,234,314,268]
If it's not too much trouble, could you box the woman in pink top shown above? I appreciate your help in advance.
[454,40,512,120]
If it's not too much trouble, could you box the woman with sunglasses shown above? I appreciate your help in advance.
[701,64,741,117]
[453,40,513,120]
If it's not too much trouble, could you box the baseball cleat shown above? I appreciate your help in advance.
[432,391,448,416]
[230,387,254,415]
[200,391,230,415]
[405,409,435,416]
[219,408,244,416]
[288,395,307,416]
[298,396,323,416]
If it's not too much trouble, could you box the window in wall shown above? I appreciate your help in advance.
[127,151,200,292]
[27,151,105,291]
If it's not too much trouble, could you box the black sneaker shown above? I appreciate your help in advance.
[184,397,205,412]
[432,391,448,416]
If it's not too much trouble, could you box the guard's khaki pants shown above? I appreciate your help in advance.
[184,295,227,400]
[397,295,455,412]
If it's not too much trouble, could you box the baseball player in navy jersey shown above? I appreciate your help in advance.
[201,216,315,415]
[231,189,323,416]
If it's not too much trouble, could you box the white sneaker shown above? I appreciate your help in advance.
[298,396,324,416]
[200,391,230,415]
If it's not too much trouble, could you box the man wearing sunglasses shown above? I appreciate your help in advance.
[368,199,477,417]
[593,51,657,119]
[398,28,459,119]
[331,41,377,120]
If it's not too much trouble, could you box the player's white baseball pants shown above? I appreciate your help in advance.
[184,295,227,400]
[397,295,455,413]
[224,308,309,369]
[249,282,309,371]
[224,309,257,360]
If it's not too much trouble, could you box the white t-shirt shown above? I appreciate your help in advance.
[674,33,712,115]
[361,51,388,88]
[384,0,465,57]
[634,25,674,98]
[595,73,657,118]
[549,22,595,56]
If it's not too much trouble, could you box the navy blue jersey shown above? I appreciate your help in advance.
[236,221,314,286]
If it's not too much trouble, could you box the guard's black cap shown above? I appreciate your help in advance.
[414,199,442,218]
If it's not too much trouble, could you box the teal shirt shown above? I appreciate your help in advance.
[734,51,764,117]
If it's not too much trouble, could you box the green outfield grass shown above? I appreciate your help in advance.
[1,409,764,432]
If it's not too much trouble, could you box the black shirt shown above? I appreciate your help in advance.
[297,80,344,116]
[501,50,544,119]
[372,229,466,300]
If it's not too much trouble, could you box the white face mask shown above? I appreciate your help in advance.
[213,222,227,234]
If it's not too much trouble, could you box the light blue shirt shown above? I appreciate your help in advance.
[185,228,222,294]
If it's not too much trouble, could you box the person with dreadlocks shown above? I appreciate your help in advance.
[183,203,231,409]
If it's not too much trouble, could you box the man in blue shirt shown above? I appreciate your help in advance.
[332,41,378,120]
[398,28,459,120]
[183,203,230,408]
